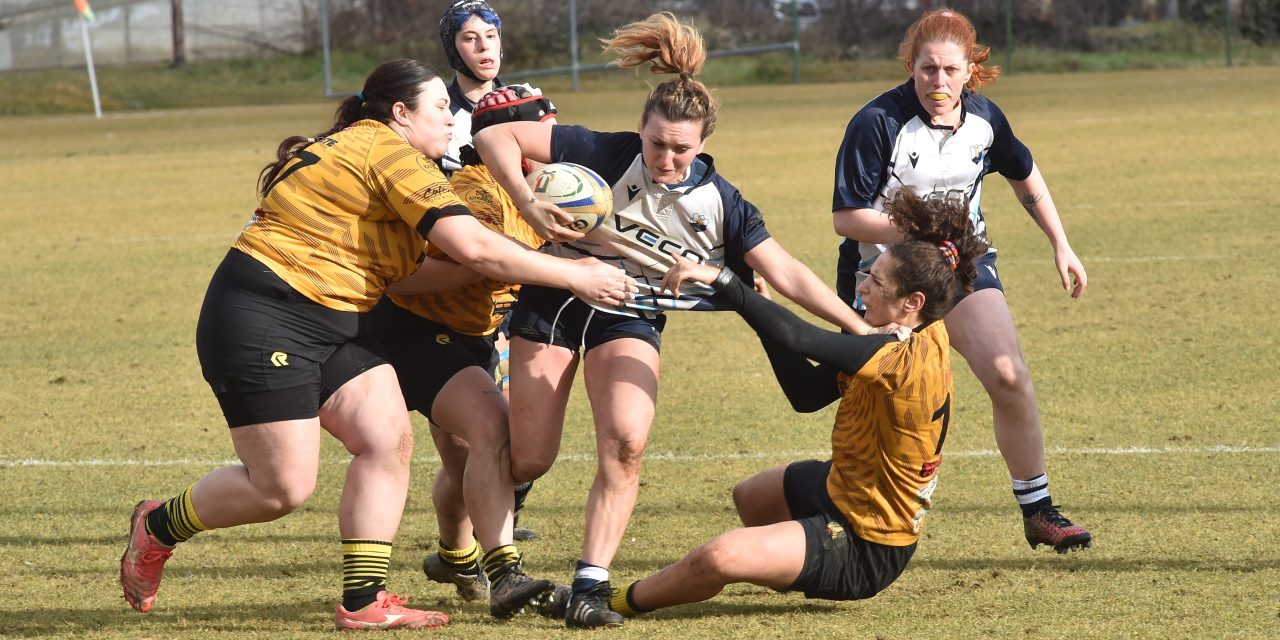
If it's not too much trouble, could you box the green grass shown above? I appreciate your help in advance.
[2,66,1279,638]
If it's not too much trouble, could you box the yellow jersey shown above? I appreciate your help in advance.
[827,321,953,546]
[234,120,469,312]
[387,164,544,335]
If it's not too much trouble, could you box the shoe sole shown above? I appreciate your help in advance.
[1028,534,1093,554]
[491,581,555,620]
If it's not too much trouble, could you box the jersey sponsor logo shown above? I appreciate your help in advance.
[404,183,454,206]
[625,184,641,202]
[435,333,452,345]
[613,217,706,262]
[908,151,920,168]
[270,351,289,367]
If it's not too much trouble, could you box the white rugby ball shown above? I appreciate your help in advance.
[526,162,613,232]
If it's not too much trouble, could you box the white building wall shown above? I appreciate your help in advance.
[0,0,310,71]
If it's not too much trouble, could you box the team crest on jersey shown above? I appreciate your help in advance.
[825,521,845,540]
[688,212,709,232]
[464,191,503,230]
[969,144,985,165]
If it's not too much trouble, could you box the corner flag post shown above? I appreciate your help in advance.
[74,0,103,119]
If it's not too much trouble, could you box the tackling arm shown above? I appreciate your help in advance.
[710,268,895,412]
[743,238,874,335]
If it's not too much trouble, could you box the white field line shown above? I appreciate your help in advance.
[2,444,1277,469]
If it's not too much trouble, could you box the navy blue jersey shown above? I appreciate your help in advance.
[545,125,772,316]
[832,80,1032,308]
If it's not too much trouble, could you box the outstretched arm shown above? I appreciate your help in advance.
[742,238,874,336]
[708,268,894,377]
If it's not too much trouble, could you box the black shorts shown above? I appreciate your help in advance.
[836,245,1003,309]
[509,285,666,353]
[782,460,915,601]
[196,249,387,428]
[368,298,499,420]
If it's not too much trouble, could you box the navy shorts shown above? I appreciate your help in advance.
[368,298,499,421]
[509,285,666,353]
[782,459,915,601]
[196,249,387,428]
[836,242,1003,309]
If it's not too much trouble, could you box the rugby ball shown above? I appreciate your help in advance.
[526,162,613,232]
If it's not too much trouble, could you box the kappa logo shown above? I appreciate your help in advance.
[270,351,289,367]
[435,333,452,345]
[908,151,920,168]
[625,184,641,202]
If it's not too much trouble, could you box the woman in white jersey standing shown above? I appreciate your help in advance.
[438,0,503,171]
[474,12,886,629]
[831,8,1091,553]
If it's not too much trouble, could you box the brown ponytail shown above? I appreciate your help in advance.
[257,59,441,197]
[602,12,718,140]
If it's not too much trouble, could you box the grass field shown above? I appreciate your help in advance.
[1,65,1278,638]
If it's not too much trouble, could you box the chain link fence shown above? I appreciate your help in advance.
[0,0,308,71]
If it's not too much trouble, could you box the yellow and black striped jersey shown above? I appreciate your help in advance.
[827,321,952,546]
[234,119,469,313]
[387,164,544,336]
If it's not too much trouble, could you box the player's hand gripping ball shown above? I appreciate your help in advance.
[525,162,613,232]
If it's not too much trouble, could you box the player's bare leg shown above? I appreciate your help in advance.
[507,336,578,484]
[564,337,660,628]
[621,521,807,613]
[431,365,555,618]
[946,290,1091,552]
[420,424,488,602]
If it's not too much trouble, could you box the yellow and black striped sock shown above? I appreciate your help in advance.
[481,544,521,583]
[609,580,651,617]
[145,484,208,547]
[438,539,481,573]
[341,539,392,612]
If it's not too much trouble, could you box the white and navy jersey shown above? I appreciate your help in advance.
[443,77,503,172]
[832,80,1033,307]
[546,125,772,317]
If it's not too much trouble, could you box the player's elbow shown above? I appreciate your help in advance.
[832,209,866,241]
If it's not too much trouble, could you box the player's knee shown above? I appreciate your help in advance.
[511,454,553,484]
[258,475,316,517]
[601,435,647,475]
[688,538,738,582]
[984,354,1032,397]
